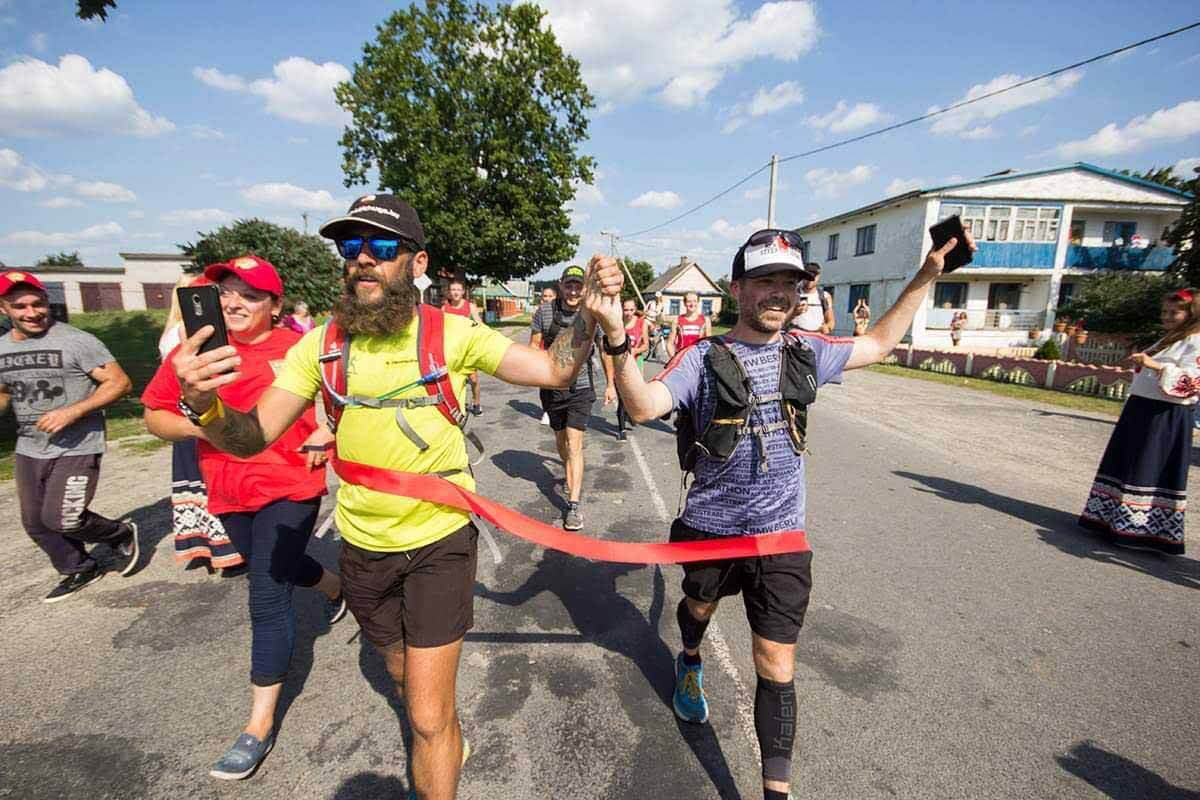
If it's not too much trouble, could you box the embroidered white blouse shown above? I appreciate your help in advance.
[1130,333,1200,405]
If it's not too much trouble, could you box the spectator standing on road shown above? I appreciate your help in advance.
[159,274,241,573]
[594,228,973,800]
[1079,288,1200,555]
[0,270,139,602]
[171,195,616,800]
[142,256,346,781]
[443,279,484,415]
[282,300,316,334]
[605,298,649,441]
[667,291,712,358]
[793,262,834,333]
[531,265,611,530]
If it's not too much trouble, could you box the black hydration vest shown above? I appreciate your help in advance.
[542,299,594,389]
[676,334,818,474]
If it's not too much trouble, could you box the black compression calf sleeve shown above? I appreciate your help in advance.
[755,675,797,784]
[676,599,710,651]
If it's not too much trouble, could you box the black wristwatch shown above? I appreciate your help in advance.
[602,334,630,356]
[177,396,205,426]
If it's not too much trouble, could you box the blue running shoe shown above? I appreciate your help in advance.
[209,732,274,780]
[672,652,709,724]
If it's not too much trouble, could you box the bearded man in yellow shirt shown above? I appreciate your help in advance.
[171,194,624,799]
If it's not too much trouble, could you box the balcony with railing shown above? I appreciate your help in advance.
[969,242,1057,269]
[926,308,1047,330]
[1065,245,1175,271]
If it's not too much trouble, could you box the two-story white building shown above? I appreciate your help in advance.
[795,163,1190,349]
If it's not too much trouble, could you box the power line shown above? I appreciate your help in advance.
[614,19,1200,241]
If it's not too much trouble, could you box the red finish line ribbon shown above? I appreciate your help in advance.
[333,458,810,565]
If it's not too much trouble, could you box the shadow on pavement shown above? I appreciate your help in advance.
[330,770,407,799]
[1056,739,1200,799]
[895,471,1200,591]
[355,634,415,795]
[491,449,567,512]
[477,552,743,799]
[1029,409,1117,426]
[507,398,543,420]
[115,497,172,571]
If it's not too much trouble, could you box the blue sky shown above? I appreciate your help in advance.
[0,0,1197,281]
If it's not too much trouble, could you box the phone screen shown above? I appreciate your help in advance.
[176,285,230,355]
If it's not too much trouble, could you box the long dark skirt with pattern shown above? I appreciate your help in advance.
[1079,395,1191,555]
[171,439,244,568]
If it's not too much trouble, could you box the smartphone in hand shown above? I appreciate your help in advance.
[176,284,230,355]
[929,215,974,273]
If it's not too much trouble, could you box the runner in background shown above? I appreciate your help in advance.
[605,298,649,441]
[794,262,834,333]
[535,286,557,424]
[590,228,973,800]
[0,270,139,602]
[443,279,483,415]
[667,292,711,358]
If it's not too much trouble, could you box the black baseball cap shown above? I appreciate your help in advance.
[731,229,813,281]
[560,265,585,283]
[319,193,426,249]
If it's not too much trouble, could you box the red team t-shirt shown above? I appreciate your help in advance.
[676,314,708,349]
[442,301,473,318]
[625,316,646,349]
[141,328,326,515]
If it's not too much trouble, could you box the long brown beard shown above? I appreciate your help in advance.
[333,270,420,336]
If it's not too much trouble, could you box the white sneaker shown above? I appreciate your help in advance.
[540,412,550,426]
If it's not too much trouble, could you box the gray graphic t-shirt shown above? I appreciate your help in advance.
[0,323,115,458]
[656,333,853,535]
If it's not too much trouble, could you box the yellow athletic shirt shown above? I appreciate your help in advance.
[272,314,514,551]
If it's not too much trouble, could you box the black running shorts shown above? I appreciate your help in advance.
[539,387,595,432]
[339,523,478,649]
[670,518,813,645]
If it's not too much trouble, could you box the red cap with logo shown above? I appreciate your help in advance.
[203,255,284,297]
[0,270,48,296]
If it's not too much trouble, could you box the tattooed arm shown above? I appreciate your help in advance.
[493,311,599,389]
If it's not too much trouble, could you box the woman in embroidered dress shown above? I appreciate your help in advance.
[159,275,243,572]
[1079,288,1200,555]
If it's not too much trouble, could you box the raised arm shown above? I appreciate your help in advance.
[173,326,311,457]
[821,291,835,333]
[845,235,972,370]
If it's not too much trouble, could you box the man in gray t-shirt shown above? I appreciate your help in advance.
[0,271,138,602]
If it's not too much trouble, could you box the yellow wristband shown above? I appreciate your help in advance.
[197,396,225,426]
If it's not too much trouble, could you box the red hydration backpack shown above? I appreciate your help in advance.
[318,304,467,448]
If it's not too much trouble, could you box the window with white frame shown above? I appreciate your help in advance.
[701,299,713,316]
[801,239,811,263]
[827,233,839,261]
[669,298,681,315]
[854,224,876,255]
[941,203,1060,243]
[1012,207,1060,242]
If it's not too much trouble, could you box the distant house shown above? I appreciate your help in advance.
[643,257,725,320]
[5,251,192,314]
[795,162,1190,348]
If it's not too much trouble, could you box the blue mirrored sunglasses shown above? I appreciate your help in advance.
[335,237,413,262]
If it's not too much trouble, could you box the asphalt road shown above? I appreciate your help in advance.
[1,349,1198,800]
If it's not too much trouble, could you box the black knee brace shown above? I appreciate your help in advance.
[754,676,797,784]
[676,599,710,651]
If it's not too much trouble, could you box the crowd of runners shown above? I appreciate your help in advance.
[2,187,1194,800]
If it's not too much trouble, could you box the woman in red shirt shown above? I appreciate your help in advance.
[605,298,650,440]
[668,291,711,357]
[142,256,343,781]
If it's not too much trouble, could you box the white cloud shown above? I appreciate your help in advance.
[128,210,145,219]
[1056,100,1200,158]
[569,210,591,227]
[240,182,343,212]
[0,55,174,137]
[30,32,47,53]
[536,0,819,108]
[805,100,888,133]
[930,71,1082,137]
[38,196,84,209]
[711,216,768,240]
[743,182,789,200]
[1019,124,1040,137]
[804,164,874,198]
[0,148,47,191]
[74,180,135,203]
[630,190,682,209]
[721,117,747,135]
[1173,157,1200,180]
[194,58,351,126]
[188,124,227,140]
[1,221,123,247]
[960,125,996,140]
[747,81,804,116]
[885,177,924,196]
[160,208,234,225]
[570,175,605,207]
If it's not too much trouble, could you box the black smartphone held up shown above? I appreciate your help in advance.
[929,215,974,273]
[176,284,229,355]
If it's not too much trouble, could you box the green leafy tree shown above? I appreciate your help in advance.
[619,258,655,303]
[181,219,342,313]
[36,251,84,267]
[1117,166,1185,190]
[76,0,117,21]
[337,0,595,283]
[1059,270,1180,339]
[1165,164,1200,286]
[716,277,739,325]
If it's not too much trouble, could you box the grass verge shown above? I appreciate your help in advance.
[866,363,1124,417]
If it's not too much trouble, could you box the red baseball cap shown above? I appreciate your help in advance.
[203,255,284,297]
[0,270,48,296]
